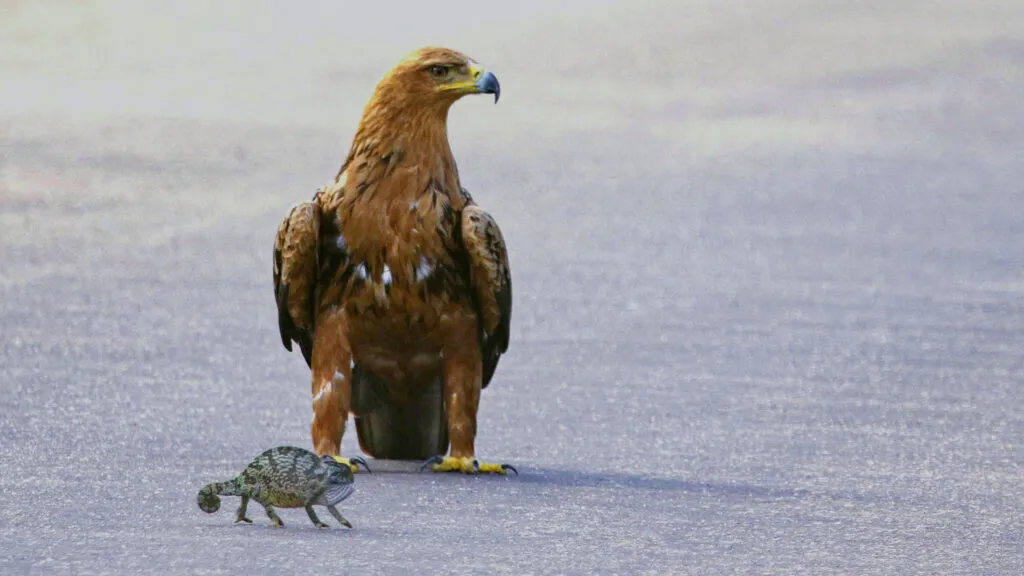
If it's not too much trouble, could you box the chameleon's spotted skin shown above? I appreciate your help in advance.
[197,446,355,529]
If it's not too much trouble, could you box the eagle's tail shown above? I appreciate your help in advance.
[353,370,449,460]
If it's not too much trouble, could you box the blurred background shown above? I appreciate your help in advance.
[1,1,1022,574]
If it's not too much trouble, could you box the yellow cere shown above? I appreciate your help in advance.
[441,62,485,93]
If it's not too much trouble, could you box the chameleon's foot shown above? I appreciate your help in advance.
[421,455,518,476]
[234,497,252,524]
[305,505,333,529]
[331,455,372,474]
[327,505,353,529]
[265,506,285,528]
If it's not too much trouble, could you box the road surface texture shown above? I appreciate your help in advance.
[2,1,1022,574]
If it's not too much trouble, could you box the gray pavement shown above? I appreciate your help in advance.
[1,1,1022,574]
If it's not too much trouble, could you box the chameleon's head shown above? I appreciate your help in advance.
[322,455,356,485]
[197,486,221,514]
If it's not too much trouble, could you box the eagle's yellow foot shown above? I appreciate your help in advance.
[421,455,518,476]
[330,455,372,474]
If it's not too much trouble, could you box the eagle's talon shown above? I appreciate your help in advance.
[425,456,515,475]
[420,455,445,472]
[349,456,372,474]
[332,455,372,474]
[425,456,476,473]
[477,461,517,475]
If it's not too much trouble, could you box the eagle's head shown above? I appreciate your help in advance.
[377,46,500,110]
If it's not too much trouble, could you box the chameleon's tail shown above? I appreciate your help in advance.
[197,478,242,514]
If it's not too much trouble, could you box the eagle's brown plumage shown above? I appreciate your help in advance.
[273,47,512,474]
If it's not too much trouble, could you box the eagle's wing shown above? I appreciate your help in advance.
[459,204,512,389]
[273,199,321,367]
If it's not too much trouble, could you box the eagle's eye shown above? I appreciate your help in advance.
[428,65,449,79]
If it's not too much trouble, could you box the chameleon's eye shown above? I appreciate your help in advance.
[429,65,448,79]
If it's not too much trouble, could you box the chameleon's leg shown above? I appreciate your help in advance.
[304,505,330,529]
[233,495,253,524]
[327,505,353,529]
[263,504,284,528]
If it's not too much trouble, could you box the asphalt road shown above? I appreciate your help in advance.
[1,1,1022,574]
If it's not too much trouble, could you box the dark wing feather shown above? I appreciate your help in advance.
[459,204,512,389]
[273,200,321,367]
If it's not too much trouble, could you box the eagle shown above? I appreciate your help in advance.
[272,47,513,475]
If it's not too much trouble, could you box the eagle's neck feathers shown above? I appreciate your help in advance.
[337,82,460,197]
[327,81,467,275]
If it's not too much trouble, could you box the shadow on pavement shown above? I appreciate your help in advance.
[516,468,810,500]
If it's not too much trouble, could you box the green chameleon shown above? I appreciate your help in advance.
[197,446,369,528]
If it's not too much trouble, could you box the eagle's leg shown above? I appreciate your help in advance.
[424,334,515,475]
[309,309,365,473]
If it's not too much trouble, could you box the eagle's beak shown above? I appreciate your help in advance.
[470,63,500,103]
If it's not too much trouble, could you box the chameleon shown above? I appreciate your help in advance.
[197,445,369,528]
